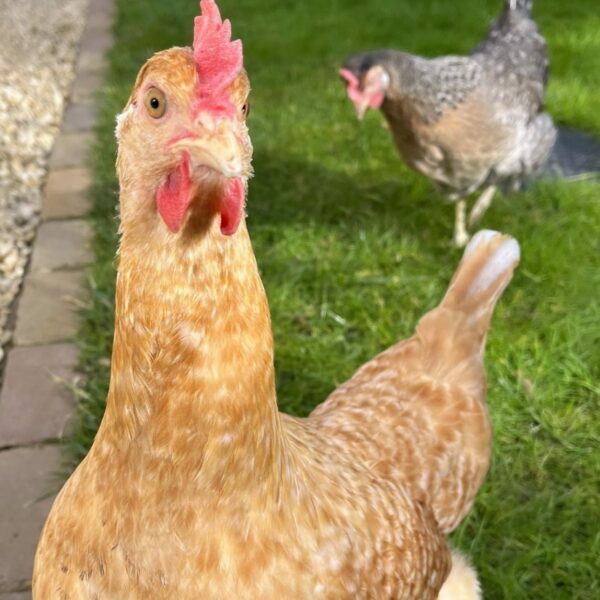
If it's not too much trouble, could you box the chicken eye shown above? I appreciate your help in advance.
[241,101,250,118]
[145,87,167,119]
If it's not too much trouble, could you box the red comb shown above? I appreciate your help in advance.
[193,0,243,117]
[339,69,359,88]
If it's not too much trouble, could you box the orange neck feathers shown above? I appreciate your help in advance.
[100,200,284,490]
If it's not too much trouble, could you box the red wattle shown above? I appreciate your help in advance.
[369,91,385,109]
[156,155,193,233]
[219,178,245,236]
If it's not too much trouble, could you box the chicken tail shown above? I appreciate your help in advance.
[439,230,519,346]
[415,230,519,386]
[506,0,532,14]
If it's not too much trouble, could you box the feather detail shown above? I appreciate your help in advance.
[193,0,243,117]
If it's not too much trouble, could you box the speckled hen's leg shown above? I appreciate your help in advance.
[453,200,469,248]
[468,185,496,228]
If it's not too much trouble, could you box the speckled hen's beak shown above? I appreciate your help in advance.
[353,100,370,121]
[170,116,243,178]
[339,68,368,121]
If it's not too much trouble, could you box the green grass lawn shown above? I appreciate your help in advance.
[70,0,600,597]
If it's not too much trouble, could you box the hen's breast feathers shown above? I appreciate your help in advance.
[34,217,454,599]
[382,73,515,196]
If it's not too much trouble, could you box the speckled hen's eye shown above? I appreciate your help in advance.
[241,101,250,118]
[145,87,167,119]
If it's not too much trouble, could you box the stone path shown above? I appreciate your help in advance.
[0,0,88,366]
[0,0,113,596]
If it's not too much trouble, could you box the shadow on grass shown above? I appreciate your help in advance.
[249,148,454,242]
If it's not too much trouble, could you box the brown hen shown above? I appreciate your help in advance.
[341,0,556,246]
[34,2,519,598]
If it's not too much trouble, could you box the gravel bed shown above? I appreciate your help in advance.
[0,0,88,363]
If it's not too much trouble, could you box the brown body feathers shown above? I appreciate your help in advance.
[34,2,519,598]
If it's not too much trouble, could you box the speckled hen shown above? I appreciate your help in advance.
[341,0,556,246]
[33,1,519,598]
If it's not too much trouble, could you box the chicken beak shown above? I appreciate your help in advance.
[355,100,369,121]
[170,117,243,178]
[339,69,369,121]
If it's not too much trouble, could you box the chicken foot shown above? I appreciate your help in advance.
[453,199,470,248]
[468,185,497,228]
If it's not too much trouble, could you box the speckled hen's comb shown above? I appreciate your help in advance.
[193,0,243,117]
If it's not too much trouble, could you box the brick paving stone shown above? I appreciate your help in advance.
[88,0,114,16]
[78,27,112,55]
[48,132,92,170]
[13,271,86,346]
[70,70,103,103]
[0,446,60,594]
[0,0,114,594]
[84,9,113,33]
[29,221,92,273]
[0,345,78,447]
[62,102,98,133]
[76,50,107,74]
[42,168,91,220]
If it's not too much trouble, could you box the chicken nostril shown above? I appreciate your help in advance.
[194,115,217,135]
[196,123,212,136]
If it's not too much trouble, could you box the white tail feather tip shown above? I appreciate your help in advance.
[466,230,520,295]
[464,229,501,256]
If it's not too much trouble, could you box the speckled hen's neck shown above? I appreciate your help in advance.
[98,201,284,490]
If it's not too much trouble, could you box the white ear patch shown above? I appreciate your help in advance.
[381,70,391,90]
[115,103,135,140]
